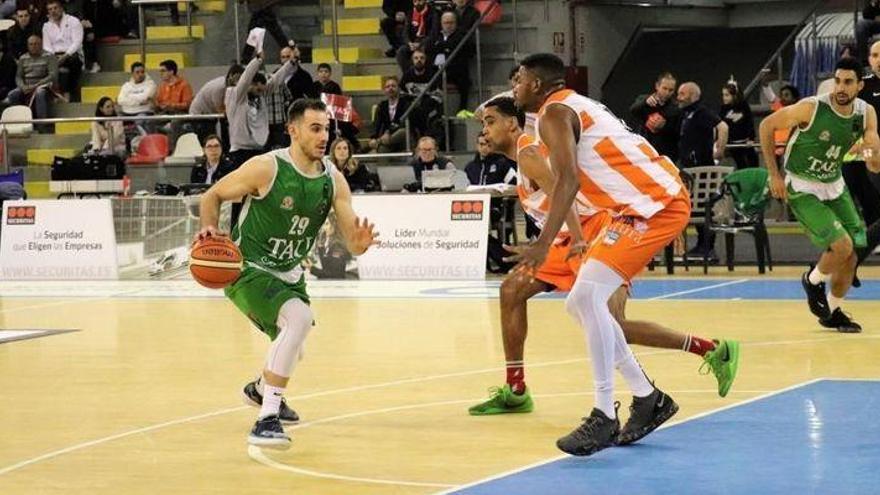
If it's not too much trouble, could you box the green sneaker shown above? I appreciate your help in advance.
[700,339,741,398]
[468,384,534,415]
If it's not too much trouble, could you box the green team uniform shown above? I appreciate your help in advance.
[783,94,867,249]
[224,148,335,339]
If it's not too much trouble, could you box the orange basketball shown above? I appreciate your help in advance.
[189,236,243,289]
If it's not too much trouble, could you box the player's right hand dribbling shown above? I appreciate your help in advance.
[193,226,228,245]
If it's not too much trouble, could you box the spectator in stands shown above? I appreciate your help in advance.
[369,75,414,153]
[857,0,880,63]
[0,39,17,101]
[400,48,437,95]
[266,45,313,149]
[720,82,758,169]
[451,0,480,34]
[630,71,680,161]
[7,8,40,60]
[65,1,99,73]
[396,0,438,73]
[464,134,516,186]
[190,63,244,144]
[90,96,126,156]
[313,63,342,95]
[330,138,377,192]
[226,50,295,169]
[42,0,83,101]
[156,59,193,115]
[226,50,295,223]
[380,0,412,57]
[281,45,317,101]
[409,135,453,184]
[240,0,293,63]
[117,61,156,118]
[190,135,232,184]
[426,11,472,112]
[677,81,727,168]
[677,81,728,260]
[4,34,56,126]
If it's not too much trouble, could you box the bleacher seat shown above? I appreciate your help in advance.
[0,106,34,136]
[127,134,170,165]
[164,133,203,165]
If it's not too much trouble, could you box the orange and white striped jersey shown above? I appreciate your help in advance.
[515,133,597,239]
[535,89,686,219]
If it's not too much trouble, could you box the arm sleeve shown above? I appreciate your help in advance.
[117,82,133,106]
[15,60,24,89]
[41,24,51,53]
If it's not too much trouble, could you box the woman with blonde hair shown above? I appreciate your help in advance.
[329,137,377,192]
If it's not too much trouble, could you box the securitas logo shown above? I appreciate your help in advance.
[450,200,483,221]
[6,205,36,225]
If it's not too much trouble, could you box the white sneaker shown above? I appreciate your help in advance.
[88,62,101,73]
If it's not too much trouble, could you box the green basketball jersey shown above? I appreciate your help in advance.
[784,94,867,183]
[232,148,335,281]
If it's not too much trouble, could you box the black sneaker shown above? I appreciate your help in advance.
[616,388,679,446]
[819,308,862,333]
[801,265,831,319]
[242,380,300,424]
[556,405,620,457]
[248,415,291,450]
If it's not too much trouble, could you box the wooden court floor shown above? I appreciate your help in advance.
[1,270,879,494]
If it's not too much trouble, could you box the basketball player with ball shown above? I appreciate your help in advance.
[192,98,379,450]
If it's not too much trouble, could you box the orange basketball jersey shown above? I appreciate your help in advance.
[535,90,686,219]
[515,133,597,241]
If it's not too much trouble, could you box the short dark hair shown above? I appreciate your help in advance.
[508,66,520,80]
[130,61,144,72]
[780,84,801,101]
[317,63,332,72]
[382,75,399,85]
[46,0,63,7]
[484,96,525,129]
[288,98,327,122]
[520,53,566,87]
[835,57,863,79]
[656,71,675,83]
[226,63,244,83]
[252,72,267,85]
[160,60,178,75]
[203,134,222,146]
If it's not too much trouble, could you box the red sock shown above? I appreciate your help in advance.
[506,361,526,394]
[684,335,716,357]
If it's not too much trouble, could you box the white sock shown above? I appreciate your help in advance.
[828,294,844,312]
[809,266,829,285]
[259,385,284,419]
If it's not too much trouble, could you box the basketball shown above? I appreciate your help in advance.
[189,236,243,289]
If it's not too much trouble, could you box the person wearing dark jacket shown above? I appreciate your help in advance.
[464,134,516,186]
[400,48,437,95]
[630,72,680,161]
[6,8,40,60]
[190,135,234,184]
[426,11,472,111]
[380,0,412,57]
[312,63,342,95]
[370,75,417,153]
[451,0,480,34]
[395,0,439,72]
[329,138,377,192]
[719,83,758,169]
[241,0,293,63]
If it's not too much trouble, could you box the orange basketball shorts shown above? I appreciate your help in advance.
[534,212,609,292]
[586,195,691,282]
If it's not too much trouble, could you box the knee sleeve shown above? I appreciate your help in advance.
[265,299,314,378]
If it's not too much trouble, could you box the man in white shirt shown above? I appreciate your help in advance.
[117,62,156,116]
[42,0,83,101]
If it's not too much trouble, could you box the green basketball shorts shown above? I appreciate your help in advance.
[224,267,310,340]
[787,185,867,250]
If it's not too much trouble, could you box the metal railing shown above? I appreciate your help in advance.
[397,1,502,153]
[131,0,198,65]
[742,0,825,101]
[1,113,224,173]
